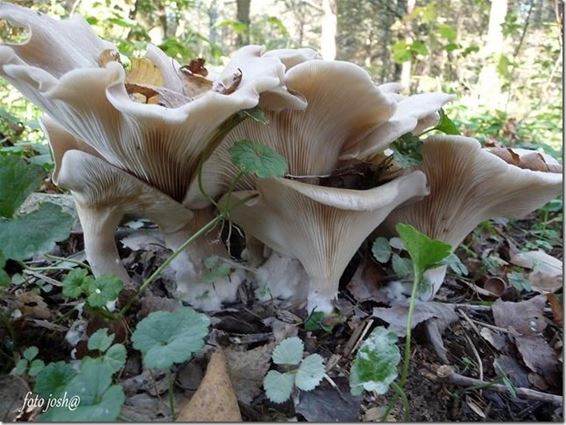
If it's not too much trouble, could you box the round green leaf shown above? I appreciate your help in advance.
[23,346,39,361]
[295,354,325,391]
[132,307,210,369]
[14,358,28,375]
[28,359,45,377]
[372,237,392,264]
[229,139,288,178]
[86,275,123,307]
[0,155,44,218]
[63,269,91,299]
[263,370,294,404]
[88,329,115,353]
[272,337,303,365]
[34,361,77,398]
[349,327,400,396]
[104,344,127,373]
[0,203,73,261]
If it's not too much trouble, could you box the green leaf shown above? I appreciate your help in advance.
[396,224,452,276]
[392,41,412,63]
[272,337,304,366]
[434,109,460,135]
[0,155,44,218]
[28,359,45,376]
[202,256,231,283]
[444,253,468,276]
[23,346,39,361]
[104,344,127,373]
[263,370,294,403]
[391,253,412,278]
[507,271,532,292]
[63,269,91,299]
[296,354,325,391]
[0,203,73,261]
[14,358,28,375]
[436,23,457,42]
[34,361,77,398]
[372,237,392,263]
[349,327,401,396]
[88,329,115,353]
[132,307,210,369]
[86,275,123,307]
[40,357,124,421]
[229,139,288,178]
[304,311,341,332]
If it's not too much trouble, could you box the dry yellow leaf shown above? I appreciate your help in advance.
[177,347,242,422]
[126,58,164,87]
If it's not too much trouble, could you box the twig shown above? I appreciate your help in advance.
[425,365,563,406]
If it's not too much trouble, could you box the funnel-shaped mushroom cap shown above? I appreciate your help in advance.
[0,5,303,201]
[340,91,455,160]
[58,149,193,282]
[185,59,396,208]
[383,135,563,248]
[220,170,429,312]
[0,2,115,76]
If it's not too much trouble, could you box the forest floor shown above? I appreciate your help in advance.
[0,191,563,422]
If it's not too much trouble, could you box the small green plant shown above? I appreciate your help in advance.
[33,329,126,421]
[132,307,210,419]
[349,327,401,396]
[263,336,326,403]
[379,224,452,420]
[14,346,45,377]
[62,269,123,309]
[0,155,73,281]
[304,310,343,332]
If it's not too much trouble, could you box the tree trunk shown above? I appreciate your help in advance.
[236,0,251,47]
[476,0,508,107]
[400,0,416,89]
[321,0,337,60]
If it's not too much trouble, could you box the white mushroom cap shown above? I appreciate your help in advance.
[0,2,115,77]
[220,170,429,312]
[340,91,455,160]
[0,6,303,201]
[184,59,396,208]
[57,150,193,282]
[382,135,563,298]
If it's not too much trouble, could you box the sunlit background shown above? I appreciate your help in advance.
[0,0,562,166]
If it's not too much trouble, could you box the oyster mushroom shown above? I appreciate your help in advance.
[382,135,563,299]
[220,170,429,312]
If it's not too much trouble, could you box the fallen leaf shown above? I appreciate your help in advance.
[346,255,389,304]
[295,378,361,422]
[180,58,208,76]
[479,327,507,351]
[125,84,191,107]
[546,293,563,327]
[177,347,242,421]
[492,296,559,385]
[487,148,561,172]
[16,291,51,320]
[225,342,274,404]
[0,374,30,421]
[126,58,164,86]
[493,355,530,388]
[492,295,546,336]
[509,250,562,293]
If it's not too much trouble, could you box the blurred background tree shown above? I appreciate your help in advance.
[0,0,562,161]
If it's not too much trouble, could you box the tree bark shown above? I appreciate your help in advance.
[236,0,251,46]
[400,0,416,89]
[476,0,508,107]
[321,0,337,60]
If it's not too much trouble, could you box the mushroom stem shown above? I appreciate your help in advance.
[307,275,339,313]
[74,202,130,284]
[422,265,448,300]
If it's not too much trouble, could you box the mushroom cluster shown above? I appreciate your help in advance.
[0,4,561,312]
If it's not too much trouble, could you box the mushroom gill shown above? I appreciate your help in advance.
[220,170,429,312]
[382,135,563,299]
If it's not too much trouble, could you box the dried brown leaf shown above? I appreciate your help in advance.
[180,58,208,77]
[213,68,243,95]
[509,250,562,293]
[177,347,242,422]
[126,58,164,86]
[97,49,120,67]
[546,293,563,327]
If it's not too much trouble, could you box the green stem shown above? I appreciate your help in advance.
[45,254,92,272]
[382,268,422,421]
[119,215,222,316]
[392,382,410,421]
[167,368,176,420]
